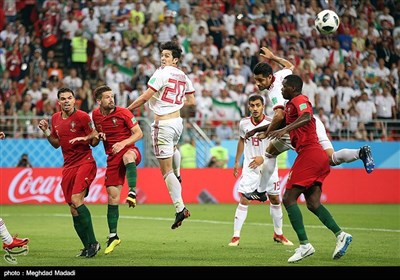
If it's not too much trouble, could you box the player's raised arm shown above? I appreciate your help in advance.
[127,87,156,111]
[260,47,294,71]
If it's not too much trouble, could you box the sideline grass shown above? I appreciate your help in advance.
[0,204,399,267]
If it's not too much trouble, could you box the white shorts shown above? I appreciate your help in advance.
[238,164,280,196]
[315,117,333,150]
[151,117,183,158]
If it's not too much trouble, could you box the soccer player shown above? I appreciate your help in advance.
[268,74,352,263]
[38,88,100,258]
[127,41,196,229]
[229,94,293,247]
[244,47,374,201]
[1,133,30,250]
[89,84,143,255]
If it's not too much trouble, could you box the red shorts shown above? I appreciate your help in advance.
[61,162,97,204]
[105,146,141,187]
[286,146,330,190]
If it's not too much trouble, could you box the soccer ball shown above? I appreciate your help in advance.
[315,10,340,35]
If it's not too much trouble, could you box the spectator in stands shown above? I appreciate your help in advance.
[356,92,378,140]
[315,75,335,115]
[179,136,197,168]
[208,137,228,168]
[215,121,234,140]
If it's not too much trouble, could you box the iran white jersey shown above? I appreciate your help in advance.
[239,115,273,171]
[238,114,279,194]
[266,68,292,111]
[147,65,195,116]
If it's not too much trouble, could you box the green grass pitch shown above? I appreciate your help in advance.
[0,204,399,269]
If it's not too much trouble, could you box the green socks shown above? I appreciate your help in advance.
[286,204,309,244]
[126,162,137,193]
[76,204,97,245]
[107,204,119,234]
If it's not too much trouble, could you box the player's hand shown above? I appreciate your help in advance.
[38,119,49,131]
[260,47,274,60]
[244,130,256,141]
[233,164,240,178]
[248,156,264,169]
[112,142,124,154]
[256,131,268,140]
[69,137,87,144]
[0,132,5,140]
[95,132,106,141]
[268,128,287,140]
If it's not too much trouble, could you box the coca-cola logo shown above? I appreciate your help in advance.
[8,169,108,203]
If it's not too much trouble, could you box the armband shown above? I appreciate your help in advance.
[44,129,51,137]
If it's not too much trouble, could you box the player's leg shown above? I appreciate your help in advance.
[172,148,182,183]
[74,162,99,257]
[266,169,293,246]
[1,217,29,250]
[316,117,374,173]
[104,183,122,255]
[244,137,292,200]
[124,148,142,208]
[153,118,190,229]
[304,184,352,260]
[229,170,258,246]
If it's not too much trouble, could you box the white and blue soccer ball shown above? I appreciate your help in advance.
[315,9,340,35]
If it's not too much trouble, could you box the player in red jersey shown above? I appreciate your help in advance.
[90,85,143,255]
[268,75,352,263]
[38,88,100,258]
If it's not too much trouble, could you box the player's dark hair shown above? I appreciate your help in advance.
[160,41,182,61]
[285,74,303,93]
[94,85,112,100]
[248,94,264,105]
[57,87,74,99]
[253,62,273,77]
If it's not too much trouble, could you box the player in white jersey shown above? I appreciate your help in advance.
[244,47,374,201]
[229,95,293,247]
[127,41,196,229]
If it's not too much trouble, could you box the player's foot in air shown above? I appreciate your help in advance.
[3,235,29,250]
[273,233,294,246]
[104,235,121,255]
[359,145,374,174]
[332,231,352,260]
[228,236,240,246]
[171,207,190,229]
[288,243,315,263]
[86,241,101,258]
[126,191,136,208]
[242,190,268,202]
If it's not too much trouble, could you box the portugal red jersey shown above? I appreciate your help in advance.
[50,109,95,168]
[91,106,138,156]
[285,94,319,152]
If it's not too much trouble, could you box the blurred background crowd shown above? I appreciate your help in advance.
[0,0,399,142]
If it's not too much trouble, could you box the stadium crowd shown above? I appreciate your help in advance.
[0,0,399,141]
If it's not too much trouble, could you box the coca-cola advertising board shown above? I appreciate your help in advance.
[0,168,398,204]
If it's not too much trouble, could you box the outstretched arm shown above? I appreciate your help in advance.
[127,87,155,111]
[268,112,311,140]
[260,47,294,71]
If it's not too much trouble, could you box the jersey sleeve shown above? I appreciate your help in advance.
[292,95,313,116]
[80,111,94,135]
[121,108,137,129]
[147,68,164,92]
[269,69,293,111]
[185,75,195,95]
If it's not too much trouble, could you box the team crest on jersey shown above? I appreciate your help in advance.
[272,97,278,105]
[131,116,137,123]
[70,121,76,132]
[112,117,118,127]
